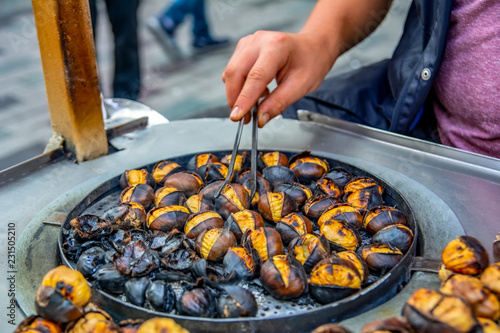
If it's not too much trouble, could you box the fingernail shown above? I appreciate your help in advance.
[260,113,270,126]
[230,106,239,119]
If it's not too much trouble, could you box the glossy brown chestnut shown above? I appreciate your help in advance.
[187,153,219,177]
[242,227,284,263]
[241,175,271,205]
[185,194,214,214]
[259,151,288,168]
[442,236,489,275]
[35,266,90,323]
[120,183,154,207]
[314,177,342,198]
[361,243,404,274]
[303,195,341,220]
[154,186,186,208]
[481,263,500,297]
[343,177,383,196]
[323,168,353,189]
[363,206,408,234]
[64,309,120,333]
[226,209,264,240]
[317,203,363,229]
[402,288,481,333]
[217,286,258,318]
[163,171,203,197]
[214,183,250,220]
[309,257,362,304]
[273,182,313,208]
[441,274,500,321]
[275,213,313,244]
[198,179,224,202]
[262,165,298,188]
[372,224,414,253]
[120,169,156,189]
[70,214,113,240]
[195,228,237,261]
[289,151,329,184]
[137,318,189,333]
[184,211,224,239]
[288,233,330,273]
[151,160,183,184]
[147,205,190,232]
[223,246,256,280]
[14,316,62,333]
[260,254,308,300]
[320,218,362,252]
[344,186,383,213]
[104,202,146,230]
[204,162,230,182]
[360,317,412,333]
[258,191,297,223]
[221,151,251,174]
[337,250,369,284]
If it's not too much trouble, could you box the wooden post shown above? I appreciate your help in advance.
[31,0,108,162]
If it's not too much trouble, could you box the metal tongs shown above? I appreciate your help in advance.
[214,104,259,200]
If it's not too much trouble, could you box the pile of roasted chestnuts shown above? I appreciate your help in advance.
[61,150,415,320]
[15,265,189,333]
[311,233,500,333]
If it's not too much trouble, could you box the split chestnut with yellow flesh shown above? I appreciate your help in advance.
[120,169,155,189]
[275,213,313,244]
[323,168,353,190]
[259,151,288,168]
[260,254,308,300]
[258,191,297,223]
[204,162,230,182]
[337,250,369,284]
[221,152,251,174]
[187,153,219,177]
[343,177,382,196]
[151,160,183,184]
[317,203,362,229]
[481,263,500,297]
[361,243,403,274]
[320,218,361,252]
[226,209,264,240]
[344,186,383,214]
[215,183,250,220]
[289,151,329,184]
[442,236,489,275]
[242,227,284,263]
[363,206,407,234]
[147,205,190,232]
[314,177,341,198]
[120,184,154,208]
[154,186,186,208]
[14,316,61,333]
[223,247,256,280]
[195,228,236,261]
[303,195,341,220]
[64,309,120,333]
[185,194,214,214]
[273,182,313,208]
[136,318,189,333]
[288,234,330,273]
[241,175,271,206]
[184,211,224,239]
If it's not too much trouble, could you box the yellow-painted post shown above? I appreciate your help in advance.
[31,0,107,162]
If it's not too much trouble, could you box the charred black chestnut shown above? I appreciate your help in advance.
[303,195,341,220]
[442,235,489,275]
[187,153,219,177]
[195,228,237,261]
[275,213,313,244]
[309,257,362,304]
[363,206,407,234]
[154,186,186,208]
[125,276,151,307]
[145,280,176,313]
[70,214,113,240]
[226,209,264,240]
[216,286,258,318]
[163,171,203,197]
[323,167,353,191]
[273,182,313,208]
[177,288,216,318]
[103,202,146,230]
[320,218,362,252]
[113,240,159,277]
[185,194,214,214]
[151,160,183,184]
[214,183,250,220]
[289,151,329,184]
[223,247,256,280]
[361,243,403,274]
[76,247,106,278]
[184,211,224,239]
[262,165,298,188]
[147,205,190,232]
[120,183,154,207]
[94,263,129,294]
[288,234,330,273]
[242,227,284,263]
[258,191,297,223]
[260,254,308,300]
[372,224,413,253]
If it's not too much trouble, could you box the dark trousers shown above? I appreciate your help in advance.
[89,0,141,100]
[161,0,209,39]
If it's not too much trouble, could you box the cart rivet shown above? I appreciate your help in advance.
[421,68,431,81]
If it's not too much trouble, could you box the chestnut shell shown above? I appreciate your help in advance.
[215,183,250,220]
[363,206,407,234]
[273,182,313,208]
[372,224,414,253]
[163,171,203,197]
[275,213,313,244]
[361,243,404,274]
[258,191,298,223]
[289,151,329,184]
[260,254,308,300]
[442,235,489,275]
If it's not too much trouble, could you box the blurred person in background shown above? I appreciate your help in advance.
[224,0,500,158]
[147,0,229,58]
[89,0,141,100]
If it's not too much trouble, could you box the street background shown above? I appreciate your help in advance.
[0,0,410,170]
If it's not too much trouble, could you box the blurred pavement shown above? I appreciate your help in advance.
[0,0,410,170]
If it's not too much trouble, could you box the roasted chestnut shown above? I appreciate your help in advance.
[344,177,383,196]
[154,186,187,208]
[94,263,129,294]
[258,191,297,223]
[372,224,414,253]
[241,175,271,205]
[360,317,412,333]
[187,153,219,177]
[125,276,151,307]
[216,286,258,318]
[119,319,143,333]
[185,194,214,214]
[288,234,330,273]
[303,195,341,220]
[198,180,224,202]
[273,182,313,208]
[260,254,308,300]
[320,218,362,251]
[275,213,313,244]
[259,151,288,168]
[323,167,352,189]
[363,206,407,234]
[344,186,383,213]
[317,203,363,229]
[442,235,489,275]
[226,209,264,240]
[195,228,237,261]
[438,263,456,282]
[35,266,90,323]
[242,227,284,263]
[314,177,342,198]
[163,171,203,197]
[76,247,106,278]
[120,183,154,207]
[64,309,120,332]
[136,318,188,333]
[402,288,481,333]
[113,240,159,277]
[481,263,500,297]
[184,211,224,239]
[289,151,329,184]
[204,162,230,182]
[70,214,113,240]
[262,165,298,188]
[120,169,156,189]
[309,257,362,304]
[441,274,500,320]
[223,247,256,280]
[147,205,190,232]
[15,316,62,333]
[214,183,250,220]
[361,243,403,274]
[145,280,176,312]
[337,250,369,284]
[161,247,197,271]
[177,288,216,318]
[151,160,183,183]
[221,152,251,174]
[103,202,146,230]
[478,318,500,333]
[311,323,352,333]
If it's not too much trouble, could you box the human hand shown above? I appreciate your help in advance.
[223,31,338,127]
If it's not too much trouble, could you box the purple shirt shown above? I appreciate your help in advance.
[433,0,500,158]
